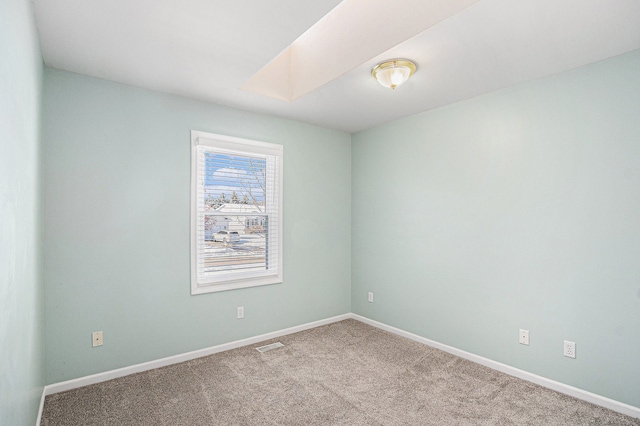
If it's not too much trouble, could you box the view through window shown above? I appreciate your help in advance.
[203,152,268,274]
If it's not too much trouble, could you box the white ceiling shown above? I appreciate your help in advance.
[33,0,640,134]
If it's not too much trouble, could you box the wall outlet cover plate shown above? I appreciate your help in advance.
[564,340,576,358]
[92,331,103,347]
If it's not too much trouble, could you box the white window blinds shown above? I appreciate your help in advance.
[191,131,283,294]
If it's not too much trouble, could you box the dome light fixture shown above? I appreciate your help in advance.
[371,59,417,90]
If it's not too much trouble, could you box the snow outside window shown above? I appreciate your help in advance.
[191,131,283,294]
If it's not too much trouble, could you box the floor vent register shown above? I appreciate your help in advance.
[255,342,285,353]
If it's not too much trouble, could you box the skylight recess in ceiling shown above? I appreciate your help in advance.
[241,0,480,102]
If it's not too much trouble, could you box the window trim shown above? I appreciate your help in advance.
[190,130,283,294]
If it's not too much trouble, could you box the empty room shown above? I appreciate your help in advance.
[2,0,640,425]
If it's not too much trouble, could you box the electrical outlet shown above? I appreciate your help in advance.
[519,329,529,345]
[368,292,374,303]
[92,331,103,347]
[564,340,576,358]
[237,306,244,319]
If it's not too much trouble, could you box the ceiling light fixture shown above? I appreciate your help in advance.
[371,59,417,90]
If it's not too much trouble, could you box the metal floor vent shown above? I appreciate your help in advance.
[256,342,284,353]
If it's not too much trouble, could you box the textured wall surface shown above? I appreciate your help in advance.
[43,69,351,384]
[352,50,640,407]
[0,0,44,424]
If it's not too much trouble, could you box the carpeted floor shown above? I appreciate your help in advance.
[41,319,639,425]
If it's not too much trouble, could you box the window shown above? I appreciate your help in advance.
[191,130,283,294]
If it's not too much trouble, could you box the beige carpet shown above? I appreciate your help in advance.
[41,319,639,425]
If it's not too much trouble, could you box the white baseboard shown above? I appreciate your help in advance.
[35,386,46,426]
[43,313,350,397]
[40,312,639,421]
[351,313,640,419]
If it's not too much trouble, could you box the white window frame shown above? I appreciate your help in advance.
[191,130,283,294]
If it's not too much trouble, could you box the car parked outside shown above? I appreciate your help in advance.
[213,230,240,243]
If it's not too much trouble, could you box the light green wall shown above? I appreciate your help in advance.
[42,69,351,384]
[0,0,44,424]
[352,50,640,407]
